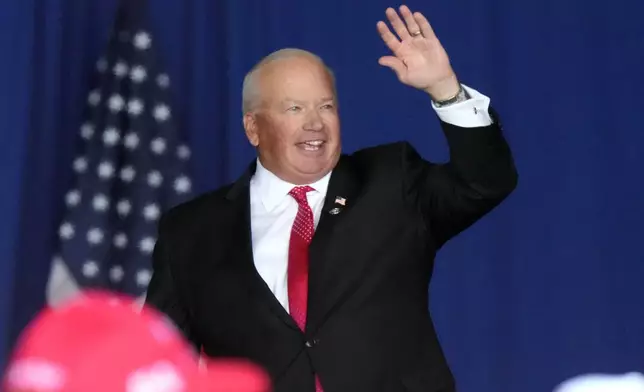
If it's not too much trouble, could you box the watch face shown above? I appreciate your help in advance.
[435,87,467,107]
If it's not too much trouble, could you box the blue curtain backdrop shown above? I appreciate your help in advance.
[1,1,643,391]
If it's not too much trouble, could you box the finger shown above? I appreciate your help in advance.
[385,7,410,40]
[378,56,406,80]
[376,21,401,53]
[413,11,437,40]
[399,5,421,37]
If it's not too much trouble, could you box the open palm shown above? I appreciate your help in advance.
[377,6,459,100]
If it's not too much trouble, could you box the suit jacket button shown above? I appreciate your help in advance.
[305,339,319,348]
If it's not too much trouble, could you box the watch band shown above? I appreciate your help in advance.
[433,84,470,107]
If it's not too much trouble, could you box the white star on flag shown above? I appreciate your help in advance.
[150,137,166,154]
[136,269,152,287]
[156,74,169,88]
[86,228,104,245]
[88,90,101,106]
[113,61,129,77]
[120,166,136,182]
[133,31,152,50]
[80,123,94,139]
[128,99,144,116]
[124,132,140,150]
[92,194,110,211]
[174,176,191,194]
[139,237,156,254]
[116,199,132,217]
[73,157,88,173]
[97,162,115,179]
[153,104,171,122]
[65,190,81,207]
[177,145,191,160]
[113,233,128,248]
[103,127,121,146]
[147,171,163,187]
[143,204,160,221]
[110,266,125,282]
[108,95,125,112]
[130,65,147,83]
[82,261,100,278]
[59,223,74,239]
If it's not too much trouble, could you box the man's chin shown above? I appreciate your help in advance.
[288,162,332,183]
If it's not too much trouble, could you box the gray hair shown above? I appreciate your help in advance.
[241,48,337,114]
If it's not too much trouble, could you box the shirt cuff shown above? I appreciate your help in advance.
[432,84,493,128]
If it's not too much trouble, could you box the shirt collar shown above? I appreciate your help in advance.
[253,158,332,212]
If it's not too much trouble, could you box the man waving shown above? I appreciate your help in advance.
[146,5,518,392]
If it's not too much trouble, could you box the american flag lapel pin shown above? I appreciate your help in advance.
[334,196,346,206]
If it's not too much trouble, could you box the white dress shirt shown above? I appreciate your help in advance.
[249,84,492,313]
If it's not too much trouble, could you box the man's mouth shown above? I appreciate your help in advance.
[297,140,326,151]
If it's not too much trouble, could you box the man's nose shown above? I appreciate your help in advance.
[303,111,324,131]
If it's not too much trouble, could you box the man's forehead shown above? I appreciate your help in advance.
[250,56,335,107]
[261,53,323,70]
[258,54,329,79]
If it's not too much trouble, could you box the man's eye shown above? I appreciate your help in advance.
[287,106,301,112]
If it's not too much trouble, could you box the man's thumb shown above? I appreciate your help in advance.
[378,56,406,81]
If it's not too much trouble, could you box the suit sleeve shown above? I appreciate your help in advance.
[144,214,201,351]
[401,109,518,249]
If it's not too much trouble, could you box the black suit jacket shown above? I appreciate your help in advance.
[145,112,518,392]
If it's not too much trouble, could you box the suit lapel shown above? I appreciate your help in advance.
[307,155,362,334]
[222,162,299,331]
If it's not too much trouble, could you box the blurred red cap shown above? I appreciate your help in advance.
[3,290,271,392]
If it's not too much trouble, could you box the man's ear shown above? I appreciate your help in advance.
[243,112,259,147]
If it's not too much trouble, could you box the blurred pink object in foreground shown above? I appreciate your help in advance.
[3,290,271,392]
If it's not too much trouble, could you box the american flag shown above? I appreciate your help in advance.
[47,0,194,307]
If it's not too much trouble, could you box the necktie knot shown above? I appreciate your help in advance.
[289,185,314,205]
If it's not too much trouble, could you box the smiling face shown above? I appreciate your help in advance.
[243,54,341,185]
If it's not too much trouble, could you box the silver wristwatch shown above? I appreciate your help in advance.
[433,84,470,107]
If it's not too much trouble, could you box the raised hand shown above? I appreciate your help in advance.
[377,5,460,101]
